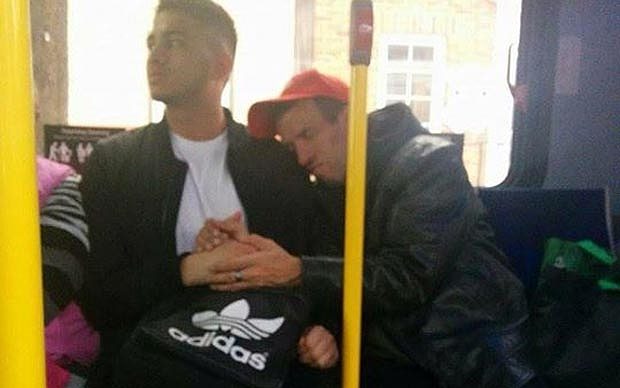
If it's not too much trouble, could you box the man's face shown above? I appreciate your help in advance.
[147,10,214,105]
[276,99,347,183]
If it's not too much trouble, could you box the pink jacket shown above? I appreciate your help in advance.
[37,156,74,206]
[37,157,100,386]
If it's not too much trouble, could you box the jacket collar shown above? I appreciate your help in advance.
[153,106,251,192]
[155,108,244,150]
[366,103,428,185]
[151,108,249,248]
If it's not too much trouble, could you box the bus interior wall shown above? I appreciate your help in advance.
[513,1,619,247]
[540,1,620,243]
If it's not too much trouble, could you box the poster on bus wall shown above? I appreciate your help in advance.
[44,124,126,173]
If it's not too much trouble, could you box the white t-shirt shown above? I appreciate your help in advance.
[171,130,246,255]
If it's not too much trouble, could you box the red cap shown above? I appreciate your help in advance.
[247,69,349,138]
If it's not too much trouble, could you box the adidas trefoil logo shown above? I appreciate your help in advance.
[168,299,285,371]
[191,299,284,340]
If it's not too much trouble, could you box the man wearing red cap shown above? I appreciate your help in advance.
[199,69,542,387]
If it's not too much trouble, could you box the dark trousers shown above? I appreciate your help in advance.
[360,357,440,388]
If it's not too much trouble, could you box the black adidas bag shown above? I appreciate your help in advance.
[113,287,310,388]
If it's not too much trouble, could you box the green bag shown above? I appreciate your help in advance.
[542,238,619,291]
[532,238,620,387]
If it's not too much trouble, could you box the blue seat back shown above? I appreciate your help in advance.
[478,188,614,293]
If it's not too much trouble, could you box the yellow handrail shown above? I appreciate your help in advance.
[343,2,372,387]
[0,0,47,387]
[342,65,368,388]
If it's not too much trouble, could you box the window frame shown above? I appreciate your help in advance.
[376,34,446,132]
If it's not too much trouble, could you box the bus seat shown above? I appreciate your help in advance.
[478,187,615,294]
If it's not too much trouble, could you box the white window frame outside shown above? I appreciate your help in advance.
[376,34,445,132]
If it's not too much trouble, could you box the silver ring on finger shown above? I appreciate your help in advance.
[233,270,243,282]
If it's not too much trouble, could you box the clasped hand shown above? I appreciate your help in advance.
[207,234,302,291]
[182,212,302,291]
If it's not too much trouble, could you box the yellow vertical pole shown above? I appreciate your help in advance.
[0,1,47,387]
[343,1,372,387]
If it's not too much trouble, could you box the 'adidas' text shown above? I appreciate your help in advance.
[169,327,268,370]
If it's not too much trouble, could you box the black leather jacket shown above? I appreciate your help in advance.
[301,104,536,387]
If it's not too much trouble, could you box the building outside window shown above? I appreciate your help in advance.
[377,35,445,132]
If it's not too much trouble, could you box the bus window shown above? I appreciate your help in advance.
[66,0,522,186]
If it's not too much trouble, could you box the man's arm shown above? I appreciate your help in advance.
[40,173,88,323]
[180,240,256,286]
[80,146,152,329]
[79,145,189,330]
[203,142,478,316]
